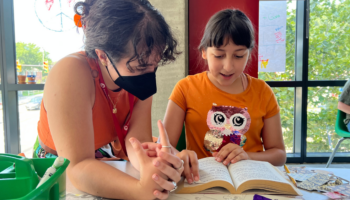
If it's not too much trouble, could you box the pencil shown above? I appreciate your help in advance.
[284,164,297,186]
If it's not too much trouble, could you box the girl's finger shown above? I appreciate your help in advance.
[157,120,172,154]
[188,152,200,181]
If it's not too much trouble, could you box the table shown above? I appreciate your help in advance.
[65,161,350,200]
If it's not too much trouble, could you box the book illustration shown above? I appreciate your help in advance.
[204,105,250,152]
[296,173,330,191]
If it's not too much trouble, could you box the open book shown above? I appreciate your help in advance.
[176,157,301,195]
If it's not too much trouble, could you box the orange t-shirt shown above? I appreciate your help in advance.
[169,71,280,159]
[37,52,137,160]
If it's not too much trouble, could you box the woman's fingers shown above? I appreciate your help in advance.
[153,189,169,200]
[142,142,162,151]
[153,158,181,183]
[158,151,182,169]
[152,173,177,191]
[129,137,147,164]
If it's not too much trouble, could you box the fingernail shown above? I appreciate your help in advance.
[153,174,159,181]
[223,161,227,165]
[154,191,159,196]
[154,161,159,167]
[188,179,193,184]
[194,176,199,181]
[129,138,134,143]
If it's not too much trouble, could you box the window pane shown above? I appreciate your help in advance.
[273,87,295,153]
[14,0,84,84]
[18,90,43,157]
[308,0,350,80]
[258,0,296,81]
[307,87,350,153]
[0,91,4,153]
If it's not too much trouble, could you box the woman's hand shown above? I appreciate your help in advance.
[176,150,199,184]
[212,143,250,165]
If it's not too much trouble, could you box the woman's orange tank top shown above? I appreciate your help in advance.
[37,52,137,158]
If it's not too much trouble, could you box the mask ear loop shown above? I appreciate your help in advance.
[105,52,124,80]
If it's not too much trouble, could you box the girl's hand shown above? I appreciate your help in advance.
[176,150,199,184]
[212,143,250,165]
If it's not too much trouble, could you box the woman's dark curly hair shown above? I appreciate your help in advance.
[74,0,180,71]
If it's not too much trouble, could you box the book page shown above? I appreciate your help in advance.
[184,157,233,187]
[228,160,288,189]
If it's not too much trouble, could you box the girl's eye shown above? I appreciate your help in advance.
[236,55,244,58]
[214,55,224,58]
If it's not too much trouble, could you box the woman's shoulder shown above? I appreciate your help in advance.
[44,52,95,95]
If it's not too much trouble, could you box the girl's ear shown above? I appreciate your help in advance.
[201,49,208,60]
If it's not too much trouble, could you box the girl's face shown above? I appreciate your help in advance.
[202,39,250,88]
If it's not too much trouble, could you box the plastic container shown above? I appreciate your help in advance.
[0,154,70,200]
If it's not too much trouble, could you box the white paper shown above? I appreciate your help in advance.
[258,1,287,72]
[228,160,289,189]
[184,157,233,187]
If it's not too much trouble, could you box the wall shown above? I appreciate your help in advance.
[188,0,259,77]
[149,0,188,136]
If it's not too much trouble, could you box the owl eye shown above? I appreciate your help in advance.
[211,111,226,127]
[230,114,247,130]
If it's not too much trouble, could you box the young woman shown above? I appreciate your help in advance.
[35,0,183,199]
[163,9,287,184]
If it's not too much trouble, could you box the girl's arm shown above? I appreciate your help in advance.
[163,100,186,149]
[247,113,286,166]
[163,100,200,183]
[44,55,167,199]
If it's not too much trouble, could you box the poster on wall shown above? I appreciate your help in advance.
[258,1,287,73]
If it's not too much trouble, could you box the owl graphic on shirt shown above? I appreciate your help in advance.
[204,104,251,152]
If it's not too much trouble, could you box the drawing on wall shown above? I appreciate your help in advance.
[35,0,81,32]
[258,1,287,72]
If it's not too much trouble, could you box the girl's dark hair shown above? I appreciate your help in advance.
[198,9,255,53]
[74,0,180,71]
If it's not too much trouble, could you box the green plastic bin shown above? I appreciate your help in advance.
[0,153,70,200]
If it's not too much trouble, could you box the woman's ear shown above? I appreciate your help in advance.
[201,49,207,60]
[95,49,108,66]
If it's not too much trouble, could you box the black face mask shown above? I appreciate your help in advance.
[105,53,157,101]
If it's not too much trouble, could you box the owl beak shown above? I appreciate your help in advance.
[224,124,232,130]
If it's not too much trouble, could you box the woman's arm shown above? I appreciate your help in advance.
[44,55,162,199]
[248,113,286,166]
[338,101,350,114]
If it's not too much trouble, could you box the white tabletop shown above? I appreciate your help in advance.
[65,161,350,200]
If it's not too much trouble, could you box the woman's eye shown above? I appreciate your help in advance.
[235,55,244,58]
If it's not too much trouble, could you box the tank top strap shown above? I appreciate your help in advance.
[78,51,101,82]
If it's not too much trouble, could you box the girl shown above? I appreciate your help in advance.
[163,9,286,184]
[34,0,184,199]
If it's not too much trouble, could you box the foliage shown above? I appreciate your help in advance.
[259,0,350,153]
[16,42,53,83]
